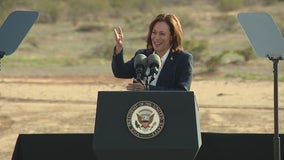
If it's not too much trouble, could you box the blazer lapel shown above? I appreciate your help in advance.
[156,51,175,86]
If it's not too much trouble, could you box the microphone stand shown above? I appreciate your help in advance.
[268,55,282,160]
[144,73,156,90]
[145,78,149,90]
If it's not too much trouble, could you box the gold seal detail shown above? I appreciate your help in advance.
[126,101,165,139]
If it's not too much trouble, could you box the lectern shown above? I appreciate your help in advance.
[93,91,202,160]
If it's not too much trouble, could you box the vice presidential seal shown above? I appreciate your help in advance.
[126,101,165,139]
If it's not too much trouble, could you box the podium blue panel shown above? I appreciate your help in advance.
[93,91,202,160]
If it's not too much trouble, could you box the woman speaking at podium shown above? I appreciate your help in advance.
[112,13,193,91]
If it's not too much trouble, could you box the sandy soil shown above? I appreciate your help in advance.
[1,75,284,159]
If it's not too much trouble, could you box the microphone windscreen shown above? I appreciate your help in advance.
[148,54,161,68]
[134,54,147,68]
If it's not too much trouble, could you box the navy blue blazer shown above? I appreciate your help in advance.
[112,48,193,91]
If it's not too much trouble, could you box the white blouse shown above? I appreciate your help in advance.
[149,48,170,86]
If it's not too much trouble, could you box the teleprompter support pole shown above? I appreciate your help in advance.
[0,51,4,71]
[268,56,282,160]
[0,51,4,59]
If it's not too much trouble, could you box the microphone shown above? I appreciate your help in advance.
[134,54,147,82]
[147,54,161,77]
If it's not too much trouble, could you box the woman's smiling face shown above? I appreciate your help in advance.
[151,21,172,56]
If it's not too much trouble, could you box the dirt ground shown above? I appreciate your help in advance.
[1,75,284,159]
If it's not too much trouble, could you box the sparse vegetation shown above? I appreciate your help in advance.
[183,38,209,62]
[217,0,244,11]
[1,0,284,80]
[214,14,239,33]
[205,51,226,73]
[234,47,257,62]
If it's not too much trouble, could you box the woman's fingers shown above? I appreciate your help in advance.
[114,27,123,42]
[113,27,123,54]
[113,28,119,41]
[117,27,123,38]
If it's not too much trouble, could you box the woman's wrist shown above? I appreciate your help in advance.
[115,45,122,55]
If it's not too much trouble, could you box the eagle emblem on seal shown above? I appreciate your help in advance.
[126,101,165,139]
[136,111,155,129]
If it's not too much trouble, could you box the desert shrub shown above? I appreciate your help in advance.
[183,38,208,62]
[0,1,16,21]
[156,0,193,5]
[179,14,199,29]
[216,0,243,11]
[66,0,111,24]
[263,0,279,5]
[278,24,284,36]
[84,38,114,59]
[76,23,109,32]
[124,13,152,32]
[213,14,238,33]
[205,51,226,73]
[35,0,66,23]
[273,13,284,36]
[234,46,257,62]
[109,0,157,13]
